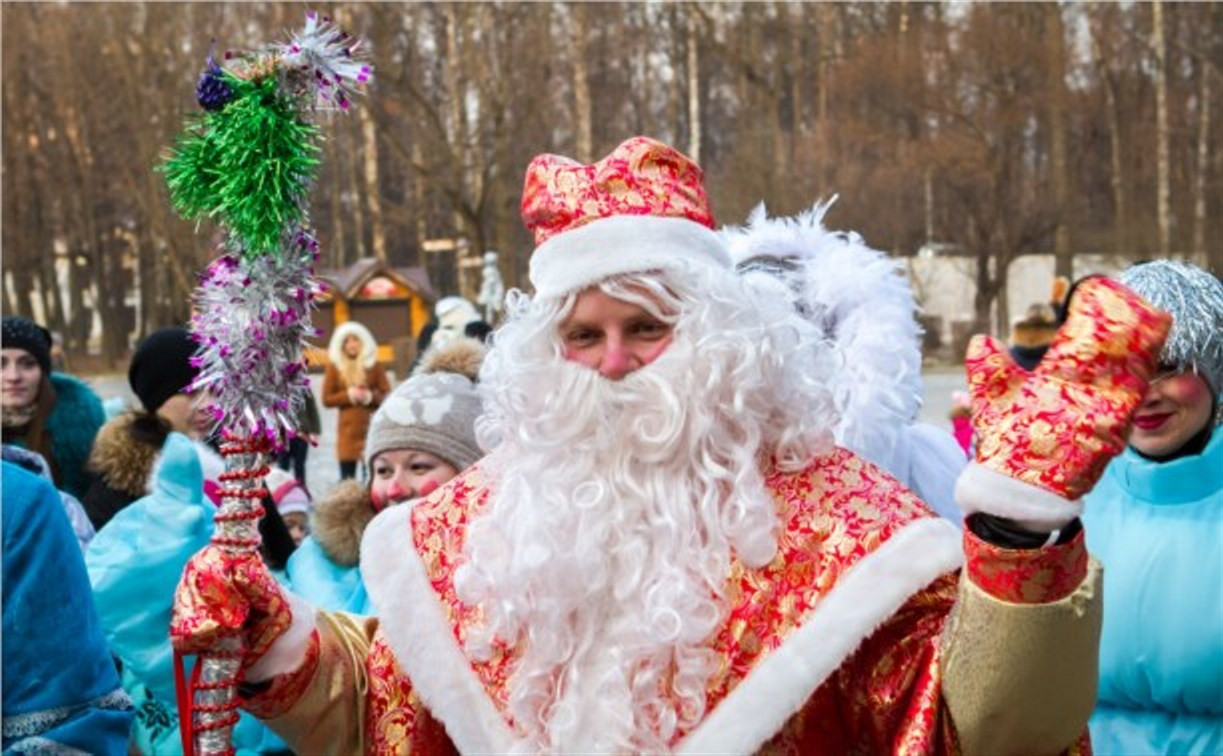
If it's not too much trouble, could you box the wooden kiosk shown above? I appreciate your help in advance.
[308,258,435,373]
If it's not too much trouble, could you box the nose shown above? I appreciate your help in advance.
[387,475,412,503]
[599,334,636,380]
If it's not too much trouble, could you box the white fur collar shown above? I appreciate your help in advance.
[362,508,962,752]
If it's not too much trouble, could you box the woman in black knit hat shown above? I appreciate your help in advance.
[81,327,210,530]
[2,315,106,499]
[82,326,297,558]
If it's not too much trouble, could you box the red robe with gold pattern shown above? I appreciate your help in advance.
[242,448,1096,755]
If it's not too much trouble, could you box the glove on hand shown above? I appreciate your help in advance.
[962,277,1169,519]
[171,544,292,665]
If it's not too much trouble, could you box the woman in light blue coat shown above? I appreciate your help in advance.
[86,433,291,754]
[1083,261,1223,754]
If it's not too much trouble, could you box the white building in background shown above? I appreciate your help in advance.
[905,249,1137,358]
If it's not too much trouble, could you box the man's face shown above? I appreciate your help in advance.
[1,348,42,409]
[559,288,674,380]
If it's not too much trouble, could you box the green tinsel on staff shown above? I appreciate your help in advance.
[161,73,321,260]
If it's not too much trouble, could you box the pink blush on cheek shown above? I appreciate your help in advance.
[370,487,390,512]
[641,335,673,366]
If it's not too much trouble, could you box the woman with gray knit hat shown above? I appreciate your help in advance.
[1080,260,1223,754]
[285,336,486,615]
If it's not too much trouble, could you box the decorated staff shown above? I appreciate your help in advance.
[159,12,370,755]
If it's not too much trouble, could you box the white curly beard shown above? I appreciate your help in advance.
[454,265,836,753]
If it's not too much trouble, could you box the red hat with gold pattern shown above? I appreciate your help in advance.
[521,136,731,298]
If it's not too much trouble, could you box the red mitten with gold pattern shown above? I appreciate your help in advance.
[171,544,292,665]
[954,277,1170,531]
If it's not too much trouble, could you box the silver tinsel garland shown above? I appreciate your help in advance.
[189,230,322,450]
[1119,260,1223,396]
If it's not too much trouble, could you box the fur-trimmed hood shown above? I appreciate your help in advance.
[310,479,375,567]
[87,412,224,498]
[413,336,486,381]
[327,321,378,369]
[43,372,105,499]
[87,413,165,498]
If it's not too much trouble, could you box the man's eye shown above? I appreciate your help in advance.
[631,320,668,338]
[565,329,599,346]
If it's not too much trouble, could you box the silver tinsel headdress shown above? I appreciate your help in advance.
[1118,260,1223,395]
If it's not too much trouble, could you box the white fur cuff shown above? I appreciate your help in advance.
[528,215,731,298]
[245,591,317,682]
[954,463,1082,532]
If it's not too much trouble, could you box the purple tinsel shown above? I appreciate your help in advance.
[278,11,372,111]
[196,44,234,111]
[189,229,323,450]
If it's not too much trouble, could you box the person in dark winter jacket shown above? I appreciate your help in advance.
[2,315,106,499]
[287,337,485,614]
[81,327,216,530]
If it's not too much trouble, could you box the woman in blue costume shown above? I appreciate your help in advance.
[1083,260,1223,754]
[2,461,133,753]
[287,337,484,614]
[86,433,295,754]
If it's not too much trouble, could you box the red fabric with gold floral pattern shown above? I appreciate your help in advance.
[967,276,1170,500]
[170,544,292,663]
[520,136,714,245]
[762,572,958,754]
[406,450,957,749]
[242,629,321,719]
[362,633,459,754]
[965,526,1088,604]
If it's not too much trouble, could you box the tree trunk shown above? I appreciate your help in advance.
[328,134,347,269]
[345,122,368,261]
[361,107,387,263]
[1045,3,1072,278]
[1089,19,1129,258]
[1191,61,1211,262]
[686,5,701,163]
[972,251,996,336]
[571,3,593,163]
[412,140,428,253]
[1152,0,1172,256]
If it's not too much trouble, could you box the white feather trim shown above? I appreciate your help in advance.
[954,462,1082,531]
[720,200,925,482]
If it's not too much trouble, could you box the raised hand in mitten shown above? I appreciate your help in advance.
[171,544,293,666]
[955,277,1170,531]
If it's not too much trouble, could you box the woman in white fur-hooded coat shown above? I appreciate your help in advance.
[322,320,390,479]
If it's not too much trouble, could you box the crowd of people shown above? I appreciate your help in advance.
[2,136,1219,754]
